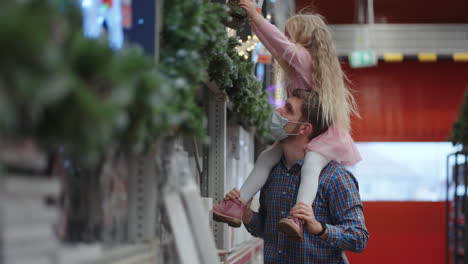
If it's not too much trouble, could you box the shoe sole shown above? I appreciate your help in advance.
[213,211,242,228]
[277,221,303,241]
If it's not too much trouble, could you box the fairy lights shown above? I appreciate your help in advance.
[236,35,259,59]
[226,27,260,59]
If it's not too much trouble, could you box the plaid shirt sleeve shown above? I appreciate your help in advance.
[244,189,266,239]
[322,169,369,253]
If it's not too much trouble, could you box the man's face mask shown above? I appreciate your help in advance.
[268,110,309,141]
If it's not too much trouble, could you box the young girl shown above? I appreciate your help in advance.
[212,0,361,240]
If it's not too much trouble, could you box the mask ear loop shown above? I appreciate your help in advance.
[285,121,311,136]
[287,121,309,125]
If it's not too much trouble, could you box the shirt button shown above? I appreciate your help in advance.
[281,211,285,215]
[278,250,282,254]
[282,192,286,195]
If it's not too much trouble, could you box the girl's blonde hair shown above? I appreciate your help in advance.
[284,13,359,132]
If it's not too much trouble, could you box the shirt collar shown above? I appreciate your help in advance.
[280,155,304,171]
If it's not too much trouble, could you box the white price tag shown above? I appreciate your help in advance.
[255,0,264,9]
[255,0,264,13]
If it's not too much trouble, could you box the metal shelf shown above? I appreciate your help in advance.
[446,152,468,264]
[219,238,263,264]
[82,244,156,264]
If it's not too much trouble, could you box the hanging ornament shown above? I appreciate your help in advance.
[102,0,113,9]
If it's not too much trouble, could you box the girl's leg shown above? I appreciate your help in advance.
[213,143,282,227]
[239,143,283,203]
[278,151,329,240]
[296,151,330,204]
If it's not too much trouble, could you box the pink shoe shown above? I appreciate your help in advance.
[278,216,304,241]
[212,198,245,228]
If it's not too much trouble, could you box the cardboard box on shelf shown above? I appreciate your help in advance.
[222,125,257,251]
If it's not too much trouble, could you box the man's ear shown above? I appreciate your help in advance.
[300,123,313,137]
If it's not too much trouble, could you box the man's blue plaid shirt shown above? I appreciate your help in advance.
[245,157,368,263]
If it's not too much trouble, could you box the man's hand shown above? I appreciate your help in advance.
[241,199,253,224]
[224,188,241,201]
[224,188,254,224]
[290,202,323,235]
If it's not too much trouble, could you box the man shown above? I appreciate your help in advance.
[225,89,368,263]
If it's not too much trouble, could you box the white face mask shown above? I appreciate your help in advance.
[268,111,309,141]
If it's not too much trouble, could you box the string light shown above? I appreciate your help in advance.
[235,35,260,58]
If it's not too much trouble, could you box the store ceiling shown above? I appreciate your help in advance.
[295,0,468,24]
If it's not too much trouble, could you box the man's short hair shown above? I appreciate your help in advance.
[292,89,329,140]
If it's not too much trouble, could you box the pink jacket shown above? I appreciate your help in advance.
[251,19,362,165]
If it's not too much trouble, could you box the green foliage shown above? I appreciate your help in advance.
[207,37,272,137]
[225,0,248,30]
[0,0,208,163]
[451,90,468,146]
[207,37,240,88]
[161,0,271,138]
[228,0,247,18]
[0,0,272,163]
[159,0,228,141]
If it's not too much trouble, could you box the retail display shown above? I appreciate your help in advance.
[0,0,273,262]
[447,152,468,263]
[224,125,256,250]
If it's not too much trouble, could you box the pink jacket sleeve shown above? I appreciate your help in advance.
[250,18,311,73]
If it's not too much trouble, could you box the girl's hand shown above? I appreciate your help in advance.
[239,0,258,19]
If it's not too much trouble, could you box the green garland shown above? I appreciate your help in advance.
[0,0,272,163]
[163,0,272,137]
[160,0,231,140]
[451,90,468,147]
[206,36,272,138]
[0,0,197,162]
[225,0,248,30]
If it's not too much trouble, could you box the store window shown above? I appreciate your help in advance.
[349,142,459,201]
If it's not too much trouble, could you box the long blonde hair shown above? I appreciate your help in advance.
[284,13,359,132]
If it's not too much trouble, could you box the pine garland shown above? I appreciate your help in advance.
[163,0,272,137]
[206,36,272,138]
[0,0,195,162]
[0,0,272,163]
[225,0,248,30]
[160,0,230,140]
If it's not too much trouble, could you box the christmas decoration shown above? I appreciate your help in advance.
[0,0,272,164]
[225,0,248,30]
[102,0,113,9]
[206,36,272,138]
[0,0,202,163]
[81,0,124,50]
